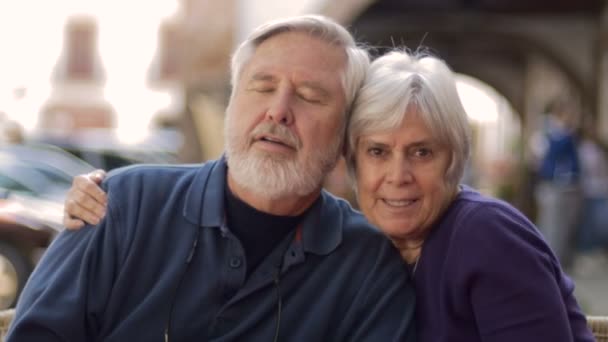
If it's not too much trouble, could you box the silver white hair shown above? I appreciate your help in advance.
[345,50,471,189]
[229,14,369,123]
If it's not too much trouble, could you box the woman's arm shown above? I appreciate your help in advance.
[450,203,593,342]
[63,170,108,229]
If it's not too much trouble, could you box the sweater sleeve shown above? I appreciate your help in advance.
[6,194,125,341]
[449,203,591,342]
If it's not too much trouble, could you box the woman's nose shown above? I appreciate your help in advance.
[386,158,414,185]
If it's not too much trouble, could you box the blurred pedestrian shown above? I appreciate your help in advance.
[532,99,582,267]
[573,125,608,275]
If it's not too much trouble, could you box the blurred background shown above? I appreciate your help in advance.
[0,0,607,314]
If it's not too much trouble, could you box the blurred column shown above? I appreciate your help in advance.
[39,16,115,137]
[523,55,582,146]
[598,4,608,143]
[152,0,235,162]
[318,0,376,24]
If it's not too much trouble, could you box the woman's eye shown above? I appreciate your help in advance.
[413,148,432,158]
[368,147,385,157]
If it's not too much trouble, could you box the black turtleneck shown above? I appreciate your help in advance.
[224,182,305,277]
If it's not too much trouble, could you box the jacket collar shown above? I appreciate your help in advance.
[297,190,343,255]
[183,157,225,228]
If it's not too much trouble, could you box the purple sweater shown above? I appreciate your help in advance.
[413,186,594,342]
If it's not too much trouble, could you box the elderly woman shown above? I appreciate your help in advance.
[345,51,593,341]
[62,50,594,341]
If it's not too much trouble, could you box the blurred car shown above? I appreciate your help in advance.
[0,144,96,309]
[0,155,69,202]
[35,128,180,171]
[0,137,175,309]
[0,197,56,309]
[0,143,96,187]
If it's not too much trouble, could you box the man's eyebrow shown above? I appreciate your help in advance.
[250,72,276,82]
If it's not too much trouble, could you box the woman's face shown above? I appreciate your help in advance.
[355,109,456,244]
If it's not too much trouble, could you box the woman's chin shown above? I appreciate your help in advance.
[382,225,417,242]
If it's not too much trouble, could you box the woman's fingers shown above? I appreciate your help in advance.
[63,170,109,229]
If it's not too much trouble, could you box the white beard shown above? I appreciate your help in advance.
[224,116,342,199]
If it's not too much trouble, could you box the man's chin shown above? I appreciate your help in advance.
[226,147,330,198]
[250,149,297,163]
[232,176,293,199]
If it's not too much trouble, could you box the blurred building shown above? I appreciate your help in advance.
[29,0,608,209]
[147,0,236,162]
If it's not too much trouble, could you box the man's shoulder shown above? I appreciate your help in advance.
[320,191,389,244]
[104,161,215,188]
[106,162,204,179]
[100,160,220,204]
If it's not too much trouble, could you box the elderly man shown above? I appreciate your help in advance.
[7,15,415,341]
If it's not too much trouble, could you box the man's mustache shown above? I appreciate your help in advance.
[250,123,301,150]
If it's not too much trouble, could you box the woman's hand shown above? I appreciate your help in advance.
[63,170,108,229]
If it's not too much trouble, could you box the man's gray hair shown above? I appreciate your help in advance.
[345,50,471,189]
[230,15,369,120]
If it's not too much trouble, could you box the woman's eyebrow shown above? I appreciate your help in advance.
[359,139,390,148]
[407,140,434,147]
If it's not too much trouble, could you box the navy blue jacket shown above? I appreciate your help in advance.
[8,158,416,341]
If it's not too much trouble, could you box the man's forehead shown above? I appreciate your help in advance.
[248,69,331,85]
[245,54,344,81]
[251,32,345,65]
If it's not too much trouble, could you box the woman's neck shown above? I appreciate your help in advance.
[392,239,424,264]
[392,185,462,264]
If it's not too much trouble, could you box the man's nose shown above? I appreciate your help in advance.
[265,90,294,125]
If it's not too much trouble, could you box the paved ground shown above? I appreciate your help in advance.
[572,271,608,316]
